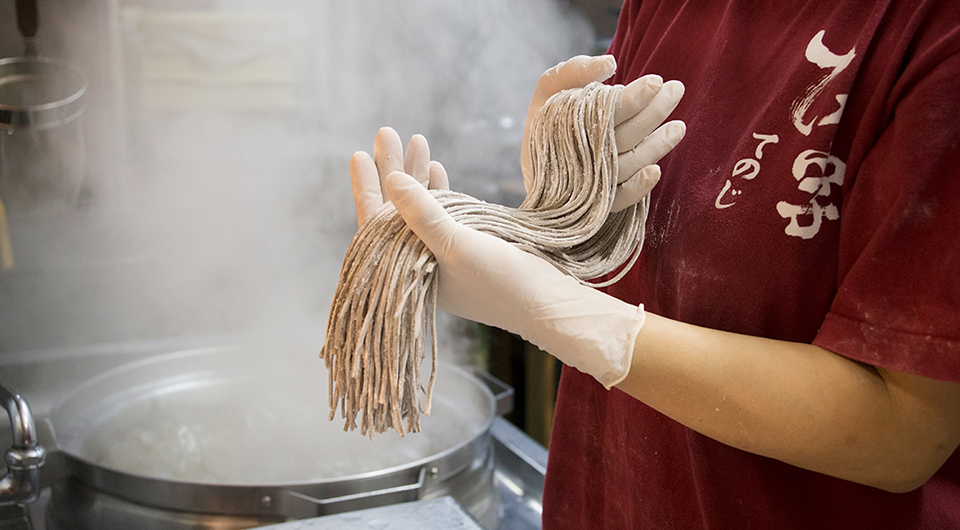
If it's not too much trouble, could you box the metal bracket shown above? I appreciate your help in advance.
[471,369,515,417]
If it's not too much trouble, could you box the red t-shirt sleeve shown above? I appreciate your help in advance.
[815,47,960,382]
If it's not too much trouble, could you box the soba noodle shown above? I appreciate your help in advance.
[321,82,648,437]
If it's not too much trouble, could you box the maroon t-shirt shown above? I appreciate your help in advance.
[543,1,960,528]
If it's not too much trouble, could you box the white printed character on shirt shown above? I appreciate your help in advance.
[714,29,855,241]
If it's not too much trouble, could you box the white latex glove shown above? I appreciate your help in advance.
[351,127,449,228]
[521,55,686,212]
[384,170,645,389]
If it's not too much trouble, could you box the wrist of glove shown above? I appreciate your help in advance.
[385,171,643,389]
[510,267,644,389]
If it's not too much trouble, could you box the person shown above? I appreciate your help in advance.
[346,0,960,527]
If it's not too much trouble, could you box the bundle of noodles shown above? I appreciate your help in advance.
[321,81,648,438]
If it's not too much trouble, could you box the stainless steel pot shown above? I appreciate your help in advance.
[40,344,500,529]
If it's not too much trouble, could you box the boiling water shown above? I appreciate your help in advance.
[77,365,487,484]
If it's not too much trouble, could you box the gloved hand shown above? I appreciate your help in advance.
[351,127,449,228]
[349,55,688,388]
[521,55,686,212]
[383,170,645,389]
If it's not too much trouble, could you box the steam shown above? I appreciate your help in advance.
[0,0,594,355]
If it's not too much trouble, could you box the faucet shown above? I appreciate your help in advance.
[0,381,45,508]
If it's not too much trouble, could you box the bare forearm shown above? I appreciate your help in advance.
[615,312,960,492]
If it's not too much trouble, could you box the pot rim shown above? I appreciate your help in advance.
[46,343,496,516]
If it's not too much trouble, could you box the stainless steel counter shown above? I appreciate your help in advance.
[257,497,483,530]
[491,417,546,530]
[250,418,547,530]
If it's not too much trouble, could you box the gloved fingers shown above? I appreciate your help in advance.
[613,74,663,125]
[350,151,383,228]
[611,164,661,213]
[522,55,617,191]
[617,120,686,183]
[533,55,616,107]
[403,134,431,187]
[384,171,460,259]
[374,127,404,201]
[614,79,685,154]
[428,160,450,191]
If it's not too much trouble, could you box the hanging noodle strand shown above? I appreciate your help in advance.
[321,81,648,438]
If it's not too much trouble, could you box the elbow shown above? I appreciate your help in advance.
[859,451,950,493]
[884,437,960,492]
[824,436,954,493]
[871,474,932,494]
[842,409,960,493]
